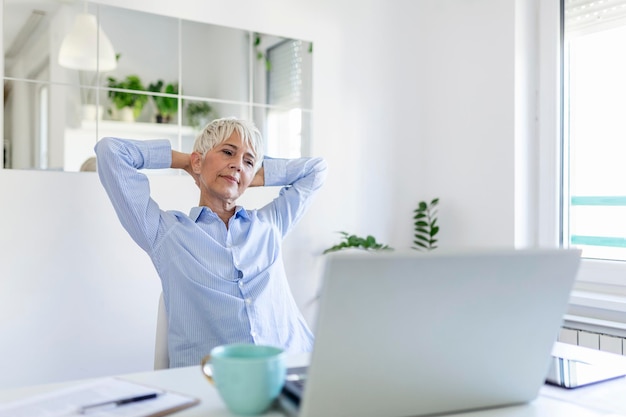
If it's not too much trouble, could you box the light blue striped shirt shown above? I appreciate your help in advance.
[95,137,327,367]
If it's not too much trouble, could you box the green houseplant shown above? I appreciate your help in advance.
[148,80,179,123]
[322,199,440,255]
[413,198,439,251]
[254,33,271,71]
[186,101,215,129]
[323,231,393,254]
[107,75,148,121]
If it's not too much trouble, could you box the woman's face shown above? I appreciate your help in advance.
[193,131,257,206]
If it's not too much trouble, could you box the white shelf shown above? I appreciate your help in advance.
[80,119,196,137]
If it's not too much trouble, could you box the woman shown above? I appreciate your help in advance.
[95,117,327,367]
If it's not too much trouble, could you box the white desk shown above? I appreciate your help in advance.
[1,344,626,417]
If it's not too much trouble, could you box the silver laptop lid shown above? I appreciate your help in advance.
[300,249,581,417]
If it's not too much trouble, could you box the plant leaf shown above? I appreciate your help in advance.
[414,234,429,243]
[323,231,393,254]
[412,198,440,252]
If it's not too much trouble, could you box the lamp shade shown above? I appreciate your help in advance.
[58,13,117,72]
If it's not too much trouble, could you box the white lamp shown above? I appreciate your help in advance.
[58,13,117,72]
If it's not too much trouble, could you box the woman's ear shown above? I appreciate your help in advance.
[190,152,203,174]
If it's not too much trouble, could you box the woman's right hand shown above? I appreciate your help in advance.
[172,150,200,188]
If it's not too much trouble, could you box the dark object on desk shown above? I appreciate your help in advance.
[546,355,626,389]
[281,367,308,408]
[79,392,160,414]
[280,367,308,417]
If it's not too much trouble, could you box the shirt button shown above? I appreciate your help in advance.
[245,298,252,305]
[238,281,244,288]
[250,331,257,337]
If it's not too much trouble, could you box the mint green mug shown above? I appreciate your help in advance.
[201,344,286,415]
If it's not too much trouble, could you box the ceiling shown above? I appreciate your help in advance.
[3,0,71,66]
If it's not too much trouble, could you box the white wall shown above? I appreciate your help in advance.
[388,0,519,249]
[0,0,540,389]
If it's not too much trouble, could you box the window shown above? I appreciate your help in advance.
[265,39,312,158]
[563,0,626,265]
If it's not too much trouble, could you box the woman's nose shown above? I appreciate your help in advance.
[229,159,243,170]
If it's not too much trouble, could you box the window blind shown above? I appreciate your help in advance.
[566,0,626,33]
[267,39,303,108]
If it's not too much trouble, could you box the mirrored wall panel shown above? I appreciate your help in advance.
[2,0,313,171]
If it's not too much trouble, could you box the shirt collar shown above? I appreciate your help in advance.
[189,206,250,222]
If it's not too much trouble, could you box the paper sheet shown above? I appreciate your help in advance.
[0,377,198,417]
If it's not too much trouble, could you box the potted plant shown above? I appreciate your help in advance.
[322,198,440,255]
[254,33,271,71]
[323,231,393,254]
[413,198,439,251]
[148,80,179,123]
[186,101,215,129]
[107,75,148,122]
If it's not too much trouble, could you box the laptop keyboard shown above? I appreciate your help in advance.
[282,367,309,405]
[287,377,306,391]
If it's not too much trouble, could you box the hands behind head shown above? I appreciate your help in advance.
[185,164,201,189]
[171,150,201,189]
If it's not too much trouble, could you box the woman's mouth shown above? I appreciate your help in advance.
[221,175,239,184]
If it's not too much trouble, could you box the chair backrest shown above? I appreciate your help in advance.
[154,292,169,369]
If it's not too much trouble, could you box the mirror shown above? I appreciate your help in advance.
[3,0,313,171]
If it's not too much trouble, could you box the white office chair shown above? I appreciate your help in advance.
[154,292,170,370]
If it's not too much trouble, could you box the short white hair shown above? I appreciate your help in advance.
[193,117,264,170]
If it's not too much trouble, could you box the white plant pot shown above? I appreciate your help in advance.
[119,107,135,122]
[82,104,103,121]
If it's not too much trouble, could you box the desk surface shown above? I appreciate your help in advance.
[1,344,626,417]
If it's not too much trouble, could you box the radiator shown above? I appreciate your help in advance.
[559,326,626,355]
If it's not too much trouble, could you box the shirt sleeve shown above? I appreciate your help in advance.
[94,137,172,253]
[260,156,328,237]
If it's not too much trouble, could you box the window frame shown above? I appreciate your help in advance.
[539,0,626,320]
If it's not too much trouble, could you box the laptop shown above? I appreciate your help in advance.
[279,248,581,417]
